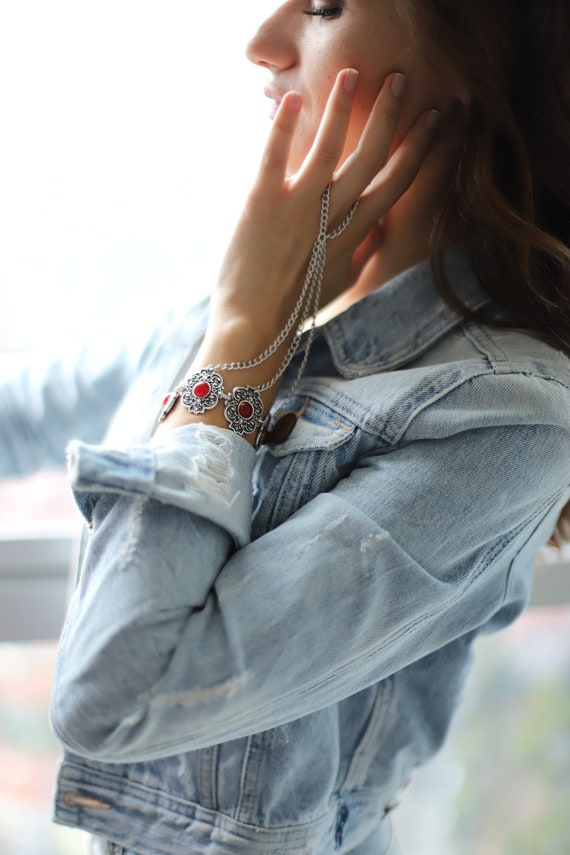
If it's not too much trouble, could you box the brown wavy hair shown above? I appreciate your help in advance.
[401,0,570,544]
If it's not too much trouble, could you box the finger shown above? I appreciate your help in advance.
[330,106,441,241]
[331,72,407,218]
[358,108,441,216]
[294,68,359,191]
[253,91,303,197]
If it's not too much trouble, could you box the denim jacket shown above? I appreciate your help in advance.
[12,248,570,854]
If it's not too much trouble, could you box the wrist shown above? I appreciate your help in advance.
[155,327,296,446]
[155,378,277,448]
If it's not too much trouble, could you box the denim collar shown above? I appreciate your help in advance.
[321,245,490,378]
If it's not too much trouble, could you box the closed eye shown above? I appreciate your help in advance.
[303,7,343,21]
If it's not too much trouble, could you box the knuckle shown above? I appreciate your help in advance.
[261,151,286,172]
[379,99,401,122]
[383,162,416,198]
[272,113,291,134]
[360,156,383,184]
[319,146,340,169]
[335,99,353,118]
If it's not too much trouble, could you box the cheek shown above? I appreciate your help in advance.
[349,90,379,133]
[339,79,385,159]
[288,88,378,172]
[287,56,387,170]
[287,123,316,173]
[287,85,336,169]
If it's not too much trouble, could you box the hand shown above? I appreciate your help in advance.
[209,68,441,339]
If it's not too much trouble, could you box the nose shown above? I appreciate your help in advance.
[245,5,297,72]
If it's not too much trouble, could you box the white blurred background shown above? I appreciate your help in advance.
[0,0,269,352]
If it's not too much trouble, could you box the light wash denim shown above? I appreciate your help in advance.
[88,826,402,855]
[3,248,569,854]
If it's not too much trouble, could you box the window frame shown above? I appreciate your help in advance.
[0,528,568,642]
[0,525,79,641]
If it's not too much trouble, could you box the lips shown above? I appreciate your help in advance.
[263,84,283,118]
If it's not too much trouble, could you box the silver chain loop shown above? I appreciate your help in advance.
[213,185,358,391]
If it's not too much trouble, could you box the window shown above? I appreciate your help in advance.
[0,0,270,634]
[394,606,570,854]
[0,1,269,353]
[0,5,270,853]
[0,641,81,855]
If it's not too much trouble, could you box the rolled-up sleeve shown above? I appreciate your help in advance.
[67,423,255,547]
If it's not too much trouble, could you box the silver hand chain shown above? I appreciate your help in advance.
[213,184,358,385]
[261,185,358,399]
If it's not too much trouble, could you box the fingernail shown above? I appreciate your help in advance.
[424,109,441,130]
[391,73,407,100]
[343,69,359,94]
[286,92,303,113]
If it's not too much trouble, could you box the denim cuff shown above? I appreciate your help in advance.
[67,423,255,547]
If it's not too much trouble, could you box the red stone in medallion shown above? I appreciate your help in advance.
[193,382,211,399]
[238,401,254,420]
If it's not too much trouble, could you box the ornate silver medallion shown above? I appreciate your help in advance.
[181,368,224,414]
[224,386,264,435]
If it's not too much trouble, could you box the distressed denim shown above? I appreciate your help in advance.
[88,824,402,855]
[10,247,567,854]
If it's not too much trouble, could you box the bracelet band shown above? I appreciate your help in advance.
[160,370,266,437]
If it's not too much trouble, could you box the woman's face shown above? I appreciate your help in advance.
[247,0,460,172]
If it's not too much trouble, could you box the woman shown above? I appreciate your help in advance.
[30,0,570,852]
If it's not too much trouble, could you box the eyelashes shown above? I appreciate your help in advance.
[302,5,343,20]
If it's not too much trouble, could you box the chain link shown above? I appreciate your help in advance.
[213,185,358,393]
[261,187,358,402]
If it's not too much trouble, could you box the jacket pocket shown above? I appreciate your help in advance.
[253,396,359,533]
